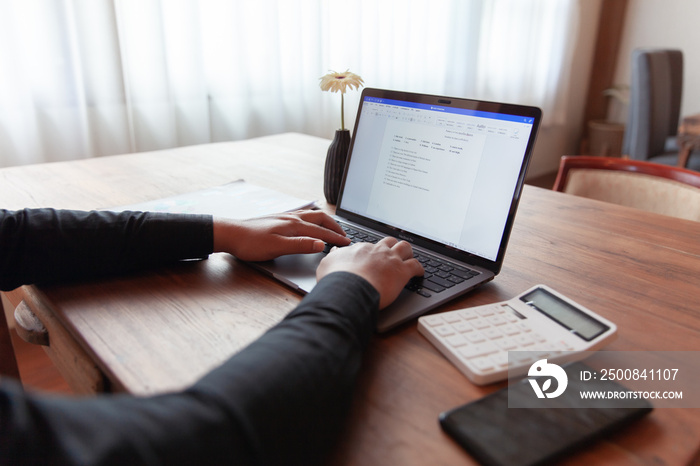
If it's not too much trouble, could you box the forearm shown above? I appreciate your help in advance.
[0,209,213,291]
[191,271,379,465]
[0,272,379,466]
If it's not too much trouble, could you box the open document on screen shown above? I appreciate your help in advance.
[340,97,535,261]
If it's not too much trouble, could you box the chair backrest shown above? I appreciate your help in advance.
[553,156,700,221]
[622,49,683,161]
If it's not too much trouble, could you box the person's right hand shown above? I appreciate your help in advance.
[316,237,424,309]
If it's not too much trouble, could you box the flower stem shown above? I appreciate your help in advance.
[341,93,345,131]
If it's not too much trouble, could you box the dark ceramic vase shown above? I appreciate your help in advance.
[323,129,351,204]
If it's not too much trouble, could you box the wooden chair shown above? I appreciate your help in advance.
[0,299,21,380]
[622,48,700,170]
[553,156,700,221]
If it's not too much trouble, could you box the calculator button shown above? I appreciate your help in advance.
[471,356,495,372]
[446,334,468,347]
[422,315,444,326]
[460,310,479,320]
[466,332,486,343]
[515,322,532,332]
[491,352,510,368]
[482,327,503,340]
[549,340,569,350]
[487,315,507,326]
[435,325,455,337]
[477,307,495,317]
[548,341,569,351]
[501,325,521,336]
[453,321,473,333]
[458,342,498,359]
[514,334,534,346]
[496,339,518,350]
[443,313,462,323]
[530,332,547,343]
[471,319,490,330]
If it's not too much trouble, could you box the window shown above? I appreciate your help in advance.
[0,0,577,167]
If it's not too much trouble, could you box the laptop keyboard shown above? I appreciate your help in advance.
[335,222,481,298]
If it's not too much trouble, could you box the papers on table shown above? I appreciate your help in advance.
[109,179,316,219]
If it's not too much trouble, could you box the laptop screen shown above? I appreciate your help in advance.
[337,89,540,263]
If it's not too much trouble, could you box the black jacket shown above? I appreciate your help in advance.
[0,209,379,465]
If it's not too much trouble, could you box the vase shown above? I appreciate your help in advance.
[323,129,351,204]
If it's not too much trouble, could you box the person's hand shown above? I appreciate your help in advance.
[316,237,424,309]
[213,210,351,261]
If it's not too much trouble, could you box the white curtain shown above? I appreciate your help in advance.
[0,0,578,167]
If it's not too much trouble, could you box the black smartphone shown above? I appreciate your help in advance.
[439,362,652,466]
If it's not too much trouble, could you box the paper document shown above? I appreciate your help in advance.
[109,180,316,219]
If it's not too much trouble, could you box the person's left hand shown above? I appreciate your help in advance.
[213,210,351,261]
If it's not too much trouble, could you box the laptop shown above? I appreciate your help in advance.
[251,88,541,331]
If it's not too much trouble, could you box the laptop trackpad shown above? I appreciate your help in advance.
[253,253,324,294]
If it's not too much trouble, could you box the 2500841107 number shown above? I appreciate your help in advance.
[599,368,678,381]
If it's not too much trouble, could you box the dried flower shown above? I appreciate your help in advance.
[319,70,364,93]
[319,69,364,130]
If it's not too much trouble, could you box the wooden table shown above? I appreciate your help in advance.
[2,133,699,465]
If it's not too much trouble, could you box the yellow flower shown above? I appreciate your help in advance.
[319,70,364,93]
[319,70,364,130]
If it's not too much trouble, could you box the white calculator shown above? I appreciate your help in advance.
[417,285,617,385]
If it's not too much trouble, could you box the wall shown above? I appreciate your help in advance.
[529,0,700,179]
[610,0,700,122]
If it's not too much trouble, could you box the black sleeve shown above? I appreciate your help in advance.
[0,272,380,466]
[0,209,214,291]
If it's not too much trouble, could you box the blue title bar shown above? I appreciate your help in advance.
[363,96,535,125]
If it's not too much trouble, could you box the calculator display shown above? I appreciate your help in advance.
[520,287,608,341]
